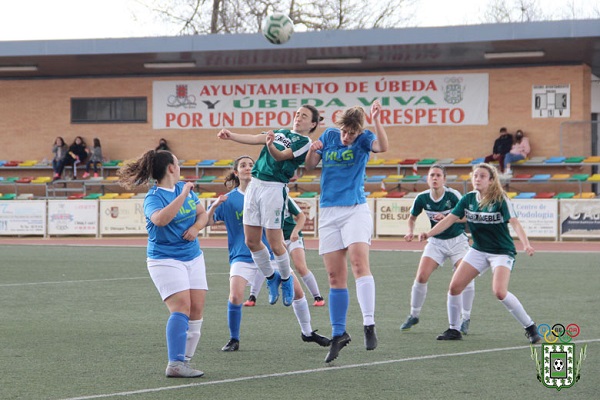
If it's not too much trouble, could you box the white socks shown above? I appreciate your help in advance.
[500,291,534,328]
[185,319,203,361]
[410,281,428,317]
[356,275,376,326]
[292,295,312,336]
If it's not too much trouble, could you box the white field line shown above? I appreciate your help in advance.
[60,338,600,400]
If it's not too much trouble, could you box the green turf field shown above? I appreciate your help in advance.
[1,244,598,399]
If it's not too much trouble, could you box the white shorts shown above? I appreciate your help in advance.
[318,203,373,255]
[230,261,261,283]
[243,178,287,230]
[285,236,304,253]
[461,248,515,275]
[147,253,208,301]
[423,234,469,268]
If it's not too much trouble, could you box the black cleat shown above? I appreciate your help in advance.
[301,330,331,347]
[525,324,542,344]
[436,328,463,340]
[221,338,240,351]
[325,332,351,363]
[364,324,378,350]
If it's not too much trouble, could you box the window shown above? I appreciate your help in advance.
[71,97,147,123]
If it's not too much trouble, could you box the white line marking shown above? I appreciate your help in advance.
[59,338,600,400]
[0,272,230,287]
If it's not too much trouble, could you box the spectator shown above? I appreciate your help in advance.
[156,138,171,152]
[83,138,104,178]
[60,136,88,179]
[483,127,513,172]
[503,130,530,177]
[51,136,68,181]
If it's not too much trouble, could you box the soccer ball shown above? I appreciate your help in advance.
[262,13,294,45]
[553,358,564,371]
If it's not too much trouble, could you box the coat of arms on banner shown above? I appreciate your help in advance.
[442,77,464,104]
[531,343,587,391]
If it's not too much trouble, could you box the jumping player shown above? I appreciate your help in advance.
[305,100,388,363]
[216,105,322,308]
[206,155,330,351]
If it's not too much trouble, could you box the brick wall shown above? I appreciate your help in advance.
[0,65,592,164]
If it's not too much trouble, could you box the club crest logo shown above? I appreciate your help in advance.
[442,77,464,105]
[530,323,586,391]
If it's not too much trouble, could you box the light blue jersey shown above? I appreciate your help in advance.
[144,182,202,261]
[317,127,375,207]
[211,187,272,264]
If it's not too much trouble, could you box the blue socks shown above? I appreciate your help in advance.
[227,301,243,340]
[329,288,349,337]
[166,312,189,362]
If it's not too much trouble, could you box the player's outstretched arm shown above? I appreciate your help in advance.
[370,100,389,153]
[217,129,266,145]
[509,217,535,256]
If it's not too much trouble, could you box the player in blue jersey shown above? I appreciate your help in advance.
[401,164,475,334]
[206,155,330,352]
[118,150,209,378]
[305,100,389,363]
[420,163,541,343]
[217,105,323,309]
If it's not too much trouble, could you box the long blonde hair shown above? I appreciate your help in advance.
[473,163,505,209]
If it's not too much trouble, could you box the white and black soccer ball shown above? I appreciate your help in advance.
[262,13,294,45]
[553,358,564,371]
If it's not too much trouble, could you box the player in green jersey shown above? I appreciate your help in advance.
[401,165,475,334]
[217,105,322,308]
[420,163,541,344]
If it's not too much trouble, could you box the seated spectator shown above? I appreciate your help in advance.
[504,130,530,176]
[63,136,88,179]
[483,127,513,172]
[83,137,104,178]
[155,138,171,152]
[51,136,68,181]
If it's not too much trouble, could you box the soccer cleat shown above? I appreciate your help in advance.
[436,328,463,340]
[313,296,325,307]
[364,325,378,350]
[325,332,351,363]
[460,319,470,335]
[280,275,294,307]
[301,330,331,347]
[221,338,240,352]
[400,315,420,331]
[165,361,204,378]
[243,295,256,307]
[266,271,281,305]
[525,324,542,344]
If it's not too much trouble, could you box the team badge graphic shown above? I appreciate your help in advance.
[530,323,586,391]
[442,77,464,105]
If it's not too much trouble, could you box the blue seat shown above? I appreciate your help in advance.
[544,156,566,163]
[198,160,216,166]
[471,157,485,164]
[514,192,536,199]
[530,174,551,182]
[365,175,387,182]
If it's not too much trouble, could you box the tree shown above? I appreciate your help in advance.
[142,0,414,35]
[482,0,545,23]
[481,0,599,23]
